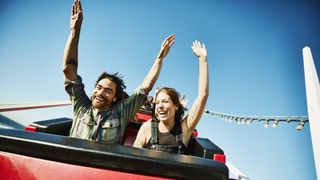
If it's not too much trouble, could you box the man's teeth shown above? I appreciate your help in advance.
[96,97,104,102]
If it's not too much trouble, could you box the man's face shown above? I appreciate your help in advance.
[92,78,117,110]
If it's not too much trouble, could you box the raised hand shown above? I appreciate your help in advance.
[70,0,83,30]
[191,40,207,60]
[157,34,175,60]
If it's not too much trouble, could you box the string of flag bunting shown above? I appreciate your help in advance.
[203,110,309,131]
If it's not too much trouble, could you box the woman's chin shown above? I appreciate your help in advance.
[158,117,171,123]
[159,118,167,122]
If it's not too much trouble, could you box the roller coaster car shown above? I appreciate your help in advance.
[0,108,230,180]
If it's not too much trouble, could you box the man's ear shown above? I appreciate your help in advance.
[113,97,117,102]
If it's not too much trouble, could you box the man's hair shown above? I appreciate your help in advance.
[95,72,127,102]
[155,87,187,123]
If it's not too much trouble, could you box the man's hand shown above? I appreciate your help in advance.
[157,34,175,60]
[70,0,83,30]
[191,40,207,60]
[63,0,83,81]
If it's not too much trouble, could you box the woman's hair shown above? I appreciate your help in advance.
[155,87,187,122]
[95,72,127,102]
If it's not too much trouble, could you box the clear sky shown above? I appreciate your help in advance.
[0,0,319,179]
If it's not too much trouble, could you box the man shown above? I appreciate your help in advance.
[63,0,175,143]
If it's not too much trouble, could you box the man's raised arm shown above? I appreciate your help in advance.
[63,0,83,81]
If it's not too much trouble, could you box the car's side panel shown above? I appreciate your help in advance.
[0,128,229,180]
[0,152,170,180]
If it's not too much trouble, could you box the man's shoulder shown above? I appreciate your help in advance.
[75,104,93,115]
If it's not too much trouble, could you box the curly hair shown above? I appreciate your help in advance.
[95,72,127,102]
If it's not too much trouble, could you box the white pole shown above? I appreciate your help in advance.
[303,46,320,179]
[0,101,71,112]
[226,161,250,180]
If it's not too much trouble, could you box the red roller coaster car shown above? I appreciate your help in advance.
[0,108,231,180]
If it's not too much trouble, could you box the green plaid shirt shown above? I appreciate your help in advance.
[65,76,147,144]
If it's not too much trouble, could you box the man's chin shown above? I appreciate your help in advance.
[92,102,108,110]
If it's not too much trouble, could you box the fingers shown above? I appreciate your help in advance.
[162,34,175,47]
[72,4,75,15]
[73,0,77,13]
[168,40,175,47]
[191,44,196,52]
[167,34,175,42]
[79,0,83,11]
[72,0,82,15]
[192,41,199,52]
[202,43,206,50]
[192,41,196,49]
[191,40,207,58]
[76,0,81,13]
[192,40,206,50]
[196,40,201,48]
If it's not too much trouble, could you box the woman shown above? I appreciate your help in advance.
[133,40,209,154]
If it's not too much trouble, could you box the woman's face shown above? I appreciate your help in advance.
[155,91,177,123]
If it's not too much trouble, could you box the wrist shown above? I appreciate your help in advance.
[156,53,165,61]
[70,26,81,32]
[156,57,164,63]
[70,27,81,37]
[199,56,207,61]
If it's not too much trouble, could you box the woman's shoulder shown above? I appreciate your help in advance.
[140,119,153,130]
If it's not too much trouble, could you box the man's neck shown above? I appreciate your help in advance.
[94,105,112,113]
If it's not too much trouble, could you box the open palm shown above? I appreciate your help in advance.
[158,34,175,59]
[70,0,83,29]
[191,40,207,59]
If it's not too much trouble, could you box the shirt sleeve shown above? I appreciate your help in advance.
[64,75,91,113]
[119,85,147,125]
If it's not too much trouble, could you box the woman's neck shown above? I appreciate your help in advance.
[158,119,175,133]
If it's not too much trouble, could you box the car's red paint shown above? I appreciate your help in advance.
[0,152,171,180]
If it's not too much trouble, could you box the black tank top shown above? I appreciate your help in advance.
[146,120,187,154]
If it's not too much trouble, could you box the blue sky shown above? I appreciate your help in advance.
[0,0,319,179]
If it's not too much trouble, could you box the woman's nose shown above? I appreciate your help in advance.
[157,102,164,108]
